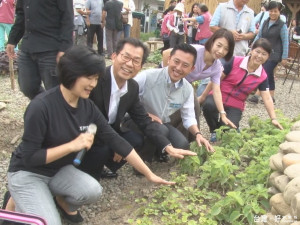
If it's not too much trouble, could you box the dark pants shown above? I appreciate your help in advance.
[139,123,189,162]
[169,31,185,48]
[17,50,58,100]
[202,95,242,133]
[87,24,103,54]
[262,60,278,91]
[122,117,190,163]
[79,130,143,180]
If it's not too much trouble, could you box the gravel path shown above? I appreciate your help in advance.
[0,70,299,225]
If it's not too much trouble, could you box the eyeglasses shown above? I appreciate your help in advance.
[120,53,142,66]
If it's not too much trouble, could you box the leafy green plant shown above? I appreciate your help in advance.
[129,114,296,225]
[146,50,162,65]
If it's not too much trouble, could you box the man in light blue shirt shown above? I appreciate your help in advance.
[86,0,104,55]
[210,0,255,56]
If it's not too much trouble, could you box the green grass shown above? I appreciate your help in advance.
[140,32,156,42]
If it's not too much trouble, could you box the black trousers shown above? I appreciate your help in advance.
[87,24,103,54]
[79,130,143,180]
[202,95,242,133]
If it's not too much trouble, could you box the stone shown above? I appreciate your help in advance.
[291,121,300,131]
[272,206,279,215]
[291,193,300,220]
[283,154,300,169]
[270,153,285,172]
[274,175,290,192]
[0,102,6,111]
[270,193,292,216]
[291,222,300,225]
[286,132,300,142]
[10,135,20,145]
[285,164,300,179]
[270,171,284,186]
[269,186,281,195]
[284,177,300,205]
[280,142,300,154]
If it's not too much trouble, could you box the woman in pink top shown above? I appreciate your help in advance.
[0,0,16,52]
[202,38,283,142]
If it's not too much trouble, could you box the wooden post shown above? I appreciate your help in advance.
[9,58,15,90]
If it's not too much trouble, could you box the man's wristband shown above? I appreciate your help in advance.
[271,118,277,121]
[195,132,202,137]
[219,110,226,115]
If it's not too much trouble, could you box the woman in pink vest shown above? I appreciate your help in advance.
[183,4,213,45]
[202,38,283,142]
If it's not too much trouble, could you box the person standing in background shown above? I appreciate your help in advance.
[210,0,255,56]
[86,0,104,55]
[186,3,200,44]
[120,0,135,38]
[73,0,88,46]
[102,0,123,59]
[0,0,16,52]
[6,0,74,100]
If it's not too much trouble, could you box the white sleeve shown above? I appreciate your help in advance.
[180,90,197,129]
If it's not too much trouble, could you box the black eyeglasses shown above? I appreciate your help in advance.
[120,53,142,66]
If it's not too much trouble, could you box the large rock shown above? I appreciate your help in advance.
[291,121,300,131]
[269,186,281,195]
[284,177,300,205]
[274,175,290,192]
[291,222,300,225]
[270,171,284,186]
[291,193,300,220]
[283,154,300,169]
[280,142,300,154]
[270,193,292,216]
[286,131,300,142]
[270,153,285,172]
[285,164,300,179]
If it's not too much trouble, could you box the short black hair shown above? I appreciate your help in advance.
[58,46,106,89]
[170,43,197,66]
[251,38,272,55]
[268,1,284,11]
[205,28,235,61]
[115,38,149,65]
[199,4,209,13]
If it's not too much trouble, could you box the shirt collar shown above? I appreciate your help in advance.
[228,0,250,13]
[240,56,263,77]
[166,72,184,88]
[110,66,128,96]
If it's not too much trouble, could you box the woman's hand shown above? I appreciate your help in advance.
[220,114,237,129]
[146,173,176,185]
[69,133,95,153]
[271,119,283,130]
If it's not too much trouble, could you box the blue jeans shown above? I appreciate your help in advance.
[262,60,278,91]
[123,24,131,38]
[17,50,58,99]
[8,165,102,225]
